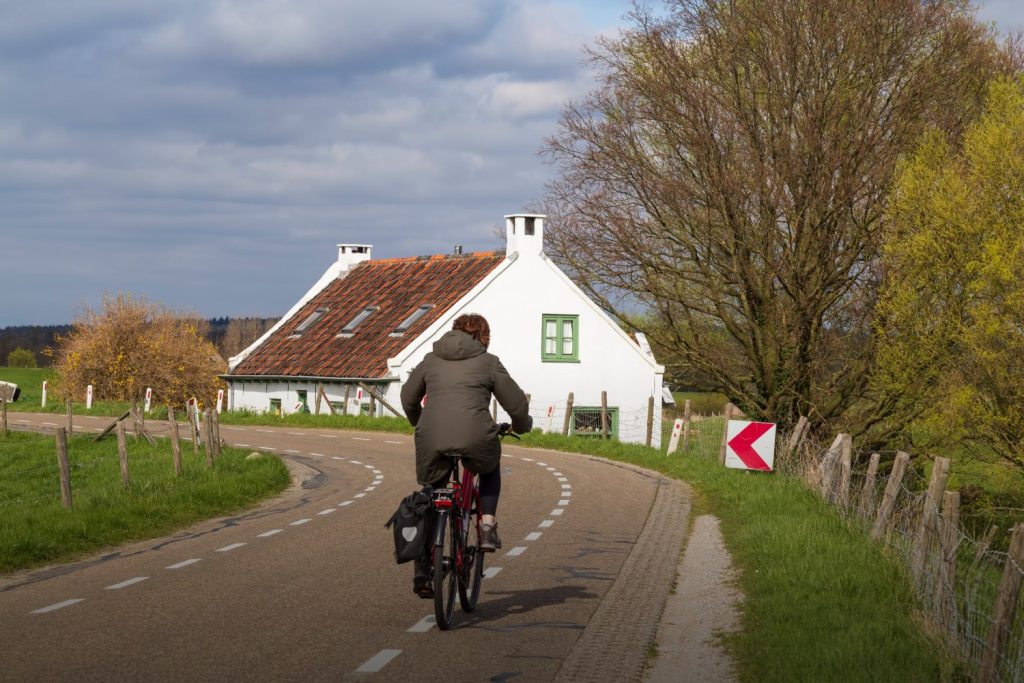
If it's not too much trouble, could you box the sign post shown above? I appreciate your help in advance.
[216,389,224,414]
[546,405,554,432]
[86,384,94,410]
[666,418,684,455]
[724,420,777,471]
[41,380,47,408]
[348,387,363,416]
[144,387,153,413]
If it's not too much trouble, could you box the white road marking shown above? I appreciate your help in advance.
[553,472,563,476]
[166,559,201,569]
[217,543,247,552]
[525,532,542,541]
[356,649,402,673]
[539,520,554,528]
[506,547,527,557]
[561,484,572,490]
[222,426,242,430]
[284,449,300,454]
[287,432,304,436]
[339,501,354,506]
[384,440,402,444]
[256,429,273,433]
[93,428,103,432]
[558,499,570,506]
[546,467,556,471]
[483,567,503,579]
[350,460,362,464]
[257,529,283,538]
[259,447,273,452]
[311,453,325,457]
[407,615,436,633]
[106,576,149,590]
[318,508,337,516]
[551,509,564,516]
[521,458,534,462]
[31,599,83,614]
[41,421,57,426]
[235,443,251,448]
[354,493,366,498]
[321,434,337,438]
[364,486,376,492]
[353,438,370,441]
[537,462,548,466]
[557,477,568,482]
[364,464,374,469]
[562,490,572,496]
[289,519,311,526]
[332,456,344,460]
[372,469,382,474]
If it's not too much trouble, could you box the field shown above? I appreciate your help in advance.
[0,367,54,408]
[0,429,289,573]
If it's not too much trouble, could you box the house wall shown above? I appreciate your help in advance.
[383,226,664,447]
[229,380,389,417]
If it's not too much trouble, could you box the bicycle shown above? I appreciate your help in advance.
[427,423,519,630]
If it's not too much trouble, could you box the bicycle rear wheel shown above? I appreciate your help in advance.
[458,493,484,612]
[433,511,457,630]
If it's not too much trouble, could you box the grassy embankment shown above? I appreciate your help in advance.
[0,429,289,574]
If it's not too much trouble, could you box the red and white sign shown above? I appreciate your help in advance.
[546,405,554,431]
[144,387,153,413]
[216,389,224,414]
[725,420,776,471]
[667,418,684,455]
[86,384,94,410]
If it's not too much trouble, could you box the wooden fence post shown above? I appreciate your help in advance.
[562,392,574,436]
[977,525,999,562]
[343,385,351,416]
[168,406,182,477]
[682,399,692,453]
[837,434,853,509]
[66,399,74,436]
[666,418,683,455]
[871,451,911,541]
[784,416,809,462]
[819,434,846,501]
[116,421,130,488]
[718,403,735,465]
[1,395,7,437]
[191,403,200,456]
[858,453,881,519]
[203,409,215,467]
[912,456,951,584]
[56,427,72,509]
[935,490,960,633]
[980,523,1024,683]
[315,382,322,415]
[318,384,334,415]
[646,396,655,447]
[600,391,609,439]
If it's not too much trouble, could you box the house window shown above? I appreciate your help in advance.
[392,305,434,336]
[296,390,309,413]
[290,308,328,338]
[338,306,378,336]
[571,406,618,438]
[541,314,579,362]
[269,398,282,416]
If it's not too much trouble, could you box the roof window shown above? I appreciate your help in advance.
[391,305,434,336]
[338,306,378,337]
[289,308,328,338]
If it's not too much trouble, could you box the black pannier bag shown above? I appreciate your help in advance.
[384,488,432,564]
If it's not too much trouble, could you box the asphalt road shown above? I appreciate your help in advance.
[1,413,684,682]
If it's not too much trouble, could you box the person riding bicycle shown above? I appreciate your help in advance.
[400,313,532,594]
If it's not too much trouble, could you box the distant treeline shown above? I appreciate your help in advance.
[1,317,279,367]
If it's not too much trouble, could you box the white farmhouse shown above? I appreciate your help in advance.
[226,214,666,446]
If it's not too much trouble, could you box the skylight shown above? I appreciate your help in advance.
[289,308,328,338]
[339,306,378,336]
[393,305,434,335]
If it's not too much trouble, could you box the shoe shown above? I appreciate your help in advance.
[413,558,433,598]
[480,522,502,552]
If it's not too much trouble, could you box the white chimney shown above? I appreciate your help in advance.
[337,243,372,270]
[505,214,545,259]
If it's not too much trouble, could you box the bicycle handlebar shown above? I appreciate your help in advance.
[496,422,521,440]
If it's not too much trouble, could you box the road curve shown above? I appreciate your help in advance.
[2,413,691,682]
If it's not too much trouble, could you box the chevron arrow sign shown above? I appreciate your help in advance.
[725,420,777,472]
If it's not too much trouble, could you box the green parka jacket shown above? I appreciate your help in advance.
[400,329,532,485]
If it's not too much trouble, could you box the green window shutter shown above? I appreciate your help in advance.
[541,314,579,362]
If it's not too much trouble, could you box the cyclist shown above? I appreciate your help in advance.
[400,313,532,595]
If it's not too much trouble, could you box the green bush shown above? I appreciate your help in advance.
[6,348,37,368]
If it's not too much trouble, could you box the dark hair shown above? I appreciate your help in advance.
[453,313,490,349]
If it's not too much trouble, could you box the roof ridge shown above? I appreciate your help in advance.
[362,250,504,265]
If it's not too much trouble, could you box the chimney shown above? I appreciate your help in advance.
[454,245,463,255]
[337,243,372,270]
[504,213,545,258]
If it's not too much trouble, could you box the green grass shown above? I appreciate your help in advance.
[218,408,414,434]
[0,430,289,573]
[0,367,55,408]
[671,391,729,414]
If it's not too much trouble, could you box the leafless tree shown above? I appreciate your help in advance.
[544,0,1016,433]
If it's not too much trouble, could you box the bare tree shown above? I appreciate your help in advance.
[544,0,1015,433]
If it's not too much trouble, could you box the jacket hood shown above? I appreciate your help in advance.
[433,329,486,361]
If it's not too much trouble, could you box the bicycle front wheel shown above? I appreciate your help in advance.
[433,511,457,630]
[458,498,484,612]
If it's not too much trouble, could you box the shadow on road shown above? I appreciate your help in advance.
[459,584,598,630]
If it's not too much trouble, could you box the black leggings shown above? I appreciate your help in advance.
[431,463,501,516]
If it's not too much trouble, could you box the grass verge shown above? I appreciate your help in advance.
[0,430,289,574]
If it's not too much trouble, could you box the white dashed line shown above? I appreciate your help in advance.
[166,559,201,569]
[384,440,402,444]
[217,543,247,552]
[284,449,300,454]
[353,438,370,441]
[546,467,556,471]
[287,432,304,436]
[256,429,273,433]
[311,453,325,457]
[372,469,382,474]
[525,532,542,541]
[364,464,374,469]
[506,547,527,557]
[561,484,572,490]
[289,519,311,526]
[41,421,57,426]
[106,577,149,590]
[408,615,436,633]
[521,458,534,462]
[259,447,273,452]
[553,472,563,476]
[321,434,337,438]
[483,567,503,579]
[539,520,554,528]
[356,649,402,673]
[364,487,376,492]
[558,499,570,506]
[339,501,354,507]
[332,456,344,460]
[551,509,564,516]
[318,508,337,516]
[350,460,362,464]
[31,599,84,614]
[537,462,548,466]
[354,493,366,498]
[557,477,568,482]
[258,529,283,538]
[235,443,251,447]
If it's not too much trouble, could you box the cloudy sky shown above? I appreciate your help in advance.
[3,1,1021,325]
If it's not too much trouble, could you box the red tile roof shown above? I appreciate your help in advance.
[229,251,506,379]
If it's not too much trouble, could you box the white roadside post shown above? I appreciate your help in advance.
[348,387,363,416]
[546,405,554,432]
[724,420,777,472]
[144,387,152,413]
[216,389,224,414]
[666,418,684,455]
[86,384,93,410]
[41,380,47,408]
